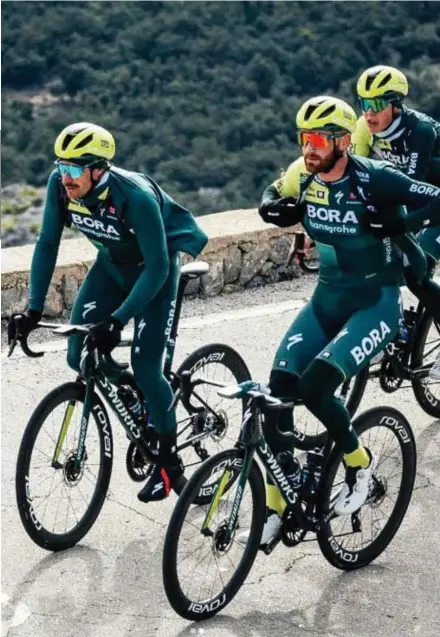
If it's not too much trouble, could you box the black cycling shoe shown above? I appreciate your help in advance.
[137,459,184,502]
[137,431,185,503]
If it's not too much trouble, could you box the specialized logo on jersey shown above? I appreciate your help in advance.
[82,301,97,319]
[286,333,303,350]
[137,318,146,340]
[304,182,329,205]
[350,321,392,365]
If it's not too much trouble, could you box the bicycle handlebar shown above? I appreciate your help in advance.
[7,320,129,371]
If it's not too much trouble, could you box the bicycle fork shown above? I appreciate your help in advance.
[51,377,95,472]
[201,450,254,542]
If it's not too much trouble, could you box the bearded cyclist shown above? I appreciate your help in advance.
[7,122,208,503]
[352,65,440,378]
[240,96,440,546]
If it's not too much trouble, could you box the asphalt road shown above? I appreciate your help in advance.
[2,276,440,637]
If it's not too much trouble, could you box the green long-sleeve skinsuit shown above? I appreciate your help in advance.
[29,166,208,433]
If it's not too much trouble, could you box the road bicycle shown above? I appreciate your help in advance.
[163,381,416,621]
[11,261,251,551]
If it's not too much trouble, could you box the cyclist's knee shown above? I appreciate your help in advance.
[298,359,344,408]
[269,369,299,400]
[132,358,163,391]
[66,337,82,373]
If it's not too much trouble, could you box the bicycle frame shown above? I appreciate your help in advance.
[202,396,332,544]
[370,301,440,382]
[55,355,233,473]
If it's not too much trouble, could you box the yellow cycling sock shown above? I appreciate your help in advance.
[266,484,286,517]
[344,446,370,469]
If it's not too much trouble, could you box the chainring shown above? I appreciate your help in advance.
[126,443,155,482]
[379,359,404,393]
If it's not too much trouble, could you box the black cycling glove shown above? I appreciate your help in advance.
[88,317,123,354]
[259,197,298,228]
[363,211,407,237]
[8,309,42,345]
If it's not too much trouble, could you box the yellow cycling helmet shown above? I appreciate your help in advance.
[296,96,357,134]
[54,122,115,164]
[357,65,408,100]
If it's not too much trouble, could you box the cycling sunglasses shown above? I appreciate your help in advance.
[297,130,345,149]
[358,96,392,113]
[55,161,94,179]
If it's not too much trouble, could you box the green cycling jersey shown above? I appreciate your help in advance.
[264,154,440,288]
[29,166,208,325]
[351,106,440,185]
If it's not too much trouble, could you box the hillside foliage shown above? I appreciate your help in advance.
[2,0,440,215]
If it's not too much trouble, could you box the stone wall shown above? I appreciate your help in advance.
[1,208,303,318]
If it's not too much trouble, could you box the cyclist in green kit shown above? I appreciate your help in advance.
[8,122,208,503]
[244,95,440,546]
[352,65,440,377]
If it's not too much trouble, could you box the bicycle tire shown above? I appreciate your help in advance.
[317,406,416,570]
[294,366,370,451]
[163,448,265,621]
[16,382,113,551]
[411,311,440,418]
[172,343,251,501]
[124,343,251,489]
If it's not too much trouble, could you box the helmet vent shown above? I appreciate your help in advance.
[319,104,336,119]
[74,133,94,149]
[365,70,381,91]
[377,72,392,88]
[62,133,76,150]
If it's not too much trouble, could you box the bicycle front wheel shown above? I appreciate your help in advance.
[162,448,265,621]
[16,382,113,551]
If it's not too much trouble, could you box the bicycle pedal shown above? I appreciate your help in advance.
[260,534,282,555]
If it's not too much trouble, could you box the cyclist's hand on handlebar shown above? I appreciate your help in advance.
[88,316,123,354]
[8,309,41,346]
[363,211,407,237]
[259,197,298,227]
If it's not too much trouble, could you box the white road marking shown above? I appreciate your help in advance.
[2,279,435,361]
[3,298,307,359]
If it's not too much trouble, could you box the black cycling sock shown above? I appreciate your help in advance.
[298,359,359,454]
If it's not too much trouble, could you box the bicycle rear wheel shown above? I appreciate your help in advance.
[317,406,416,570]
[124,343,251,488]
[173,343,251,472]
[411,312,440,418]
[162,448,265,621]
[16,382,113,551]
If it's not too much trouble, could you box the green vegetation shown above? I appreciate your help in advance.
[2,1,440,215]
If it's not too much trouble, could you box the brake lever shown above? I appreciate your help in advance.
[7,335,18,358]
